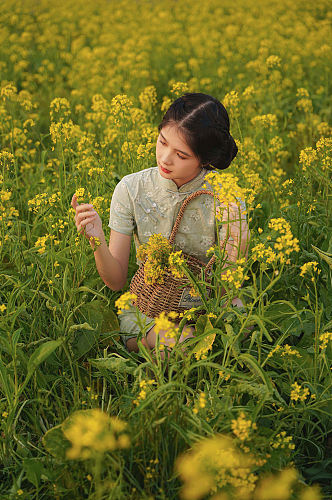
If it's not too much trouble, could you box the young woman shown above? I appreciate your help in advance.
[71,93,250,359]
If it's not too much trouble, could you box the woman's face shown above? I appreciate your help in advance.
[156,124,202,188]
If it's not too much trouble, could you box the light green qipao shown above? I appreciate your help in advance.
[108,166,246,347]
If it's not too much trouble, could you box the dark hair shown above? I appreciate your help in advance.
[158,92,238,170]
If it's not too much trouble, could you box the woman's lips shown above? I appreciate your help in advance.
[160,164,171,173]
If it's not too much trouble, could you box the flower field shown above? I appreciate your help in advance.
[0,0,332,498]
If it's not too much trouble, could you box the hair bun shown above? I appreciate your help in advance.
[209,132,238,170]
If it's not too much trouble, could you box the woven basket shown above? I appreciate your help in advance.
[130,190,222,318]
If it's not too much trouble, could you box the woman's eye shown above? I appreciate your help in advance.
[159,138,186,159]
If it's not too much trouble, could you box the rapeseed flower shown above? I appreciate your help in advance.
[299,261,320,278]
[114,291,137,315]
[176,433,258,499]
[231,412,257,441]
[250,113,277,130]
[27,192,60,213]
[154,311,180,350]
[193,392,206,414]
[271,431,295,451]
[267,218,300,264]
[223,90,240,117]
[290,381,310,403]
[133,378,157,406]
[168,250,187,279]
[299,147,318,171]
[203,171,248,209]
[319,332,332,351]
[50,97,71,122]
[137,234,188,285]
[220,262,249,290]
[254,468,298,500]
[62,409,130,460]
[138,85,157,111]
[89,236,102,250]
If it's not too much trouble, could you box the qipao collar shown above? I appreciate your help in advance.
[155,166,209,194]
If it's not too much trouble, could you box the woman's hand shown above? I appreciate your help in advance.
[71,193,105,246]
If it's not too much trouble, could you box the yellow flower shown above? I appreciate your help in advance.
[300,261,320,278]
[193,392,207,413]
[0,304,7,312]
[89,236,102,250]
[169,81,189,97]
[250,113,278,130]
[299,147,318,171]
[175,433,258,500]
[290,381,310,403]
[137,234,174,285]
[114,292,137,315]
[271,431,295,451]
[266,55,281,69]
[138,85,157,110]
[203,171,248,208]
[254,468,298,500]
[133,378,157,406]
[161,96,172,113]
[222,90,240,116]
[168,250,186,279]
[319,332,332,351]
[153,311,180,350]
[75,187,85,202]
[62,409,130,459]
[231,411,257,441]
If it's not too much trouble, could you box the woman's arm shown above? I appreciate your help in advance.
[93,230,131,291]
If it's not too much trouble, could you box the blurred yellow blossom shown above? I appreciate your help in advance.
[62,409,130,460]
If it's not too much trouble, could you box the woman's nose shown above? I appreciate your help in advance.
[161,153,172,165]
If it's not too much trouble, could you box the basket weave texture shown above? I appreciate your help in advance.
[129,190,220,318]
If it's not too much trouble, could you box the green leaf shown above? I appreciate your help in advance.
[312,245,332,269]
[250,315,273,342]
[27,339,63,378]
[62,263,70,294]
[68,322,95,332]
[70,328,99,361]
[89,355,137,374]
[22,458,44,488]
[76,286,108,300]
[192,317,216,357]
[225,323,240,358]
[194,314,209,337]
[237,353,273,395]
[69,301,120,360]
[42,424,71,460]
[0,358,14,402]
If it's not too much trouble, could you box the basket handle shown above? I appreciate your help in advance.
[169,189,227,273]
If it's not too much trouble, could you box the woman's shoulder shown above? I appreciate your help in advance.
[117,166,158,187]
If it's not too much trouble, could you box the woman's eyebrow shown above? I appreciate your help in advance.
[160,132,192,157]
